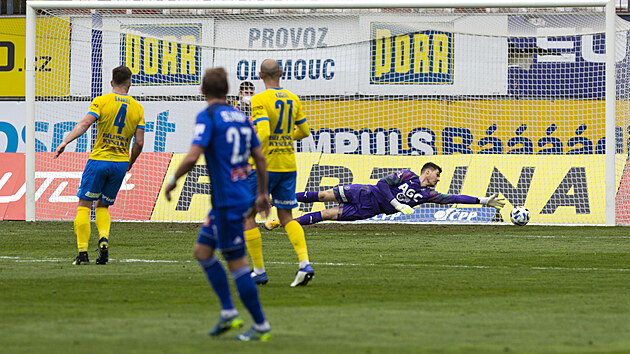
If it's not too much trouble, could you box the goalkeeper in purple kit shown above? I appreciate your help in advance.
[265,162,505,228]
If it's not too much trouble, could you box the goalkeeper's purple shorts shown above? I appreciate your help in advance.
[332,184,382,221]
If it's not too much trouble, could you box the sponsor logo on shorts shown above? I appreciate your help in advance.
[85,191,101,199]
[274,199,297,205]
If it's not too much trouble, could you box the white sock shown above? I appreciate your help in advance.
[299,260,310,269]
[220,309,238,319]
[253,321,271,332]
[253,267,266,275]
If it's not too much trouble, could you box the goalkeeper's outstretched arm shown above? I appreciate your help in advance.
[426,191,506,210]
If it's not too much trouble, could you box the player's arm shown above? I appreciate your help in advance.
[293,120,310,141]
[251,145,271,217]
[164,144,203,202]
[292,103,310,141]
[165,115,210,202]
[377,170,417,215]
[254,119,270,148]
[54,114,97,159]
[127,127,145,171]
[250,96,270,148]
[425,191,505,210]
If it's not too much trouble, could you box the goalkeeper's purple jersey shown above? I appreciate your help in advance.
[370,169,478,215]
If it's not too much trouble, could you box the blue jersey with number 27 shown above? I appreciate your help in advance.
[192,103,261,209]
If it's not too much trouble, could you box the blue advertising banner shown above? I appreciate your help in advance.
[508,16,629,98]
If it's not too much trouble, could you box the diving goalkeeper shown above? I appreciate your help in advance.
[264,162,505,228]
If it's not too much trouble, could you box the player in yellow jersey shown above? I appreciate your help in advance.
[243,59,313,287]
[54,66,145,265]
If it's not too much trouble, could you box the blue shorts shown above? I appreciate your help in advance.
[247,170,258,198]
[248,170,298,209]
[197,206,250,261]
[269,171,298,209]
[76,159,128,205]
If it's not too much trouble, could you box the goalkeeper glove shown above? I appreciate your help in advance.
[479,193,506,210]
[390,199,414,215]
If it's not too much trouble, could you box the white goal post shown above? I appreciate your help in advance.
[24,0,624,225]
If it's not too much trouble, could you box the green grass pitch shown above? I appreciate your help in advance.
[1,221,629,353]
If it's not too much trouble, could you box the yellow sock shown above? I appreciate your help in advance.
[74,207,91,252]
[94,207,110,240]
[245,228,265,270]
[285,220,309,263]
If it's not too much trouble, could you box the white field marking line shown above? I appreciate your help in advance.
[2,256,629,272]
[449,234,630,239]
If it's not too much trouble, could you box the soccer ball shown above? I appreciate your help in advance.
[510,206,530,226]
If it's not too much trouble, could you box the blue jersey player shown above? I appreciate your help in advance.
[164,68,272,342]
[265,162,506,228]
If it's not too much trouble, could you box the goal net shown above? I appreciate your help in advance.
[25,0,630,225]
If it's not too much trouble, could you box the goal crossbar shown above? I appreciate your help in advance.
[27,0,611,10]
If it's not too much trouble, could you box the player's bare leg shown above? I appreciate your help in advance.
[315,189,337,202]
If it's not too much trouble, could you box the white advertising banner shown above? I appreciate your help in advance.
[0,101,204,153]
[357,15,508,95]
[213,16,361,95]
[64,15,508,97]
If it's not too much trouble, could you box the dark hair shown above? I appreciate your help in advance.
[202,67,228,99]
[421,162,442,174]
[112,65,132,86]
[239,81,254,93]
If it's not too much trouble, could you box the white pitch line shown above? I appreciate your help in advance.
[1,256,628,272]
[118,259,182,263]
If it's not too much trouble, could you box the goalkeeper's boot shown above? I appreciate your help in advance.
[290,264,314,287]
[72,251,89,265]
[208,315,244,336]
[263,219,281,230]
[236,326,272,342]
[250,271,268,285]
[95,237,109,265]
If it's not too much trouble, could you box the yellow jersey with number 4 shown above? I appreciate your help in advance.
[250,87,306,172]
[87,92,145,162]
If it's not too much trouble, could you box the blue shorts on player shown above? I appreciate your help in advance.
[248,170,298,209]
[197,205,252,261]
[76,159,128,205]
